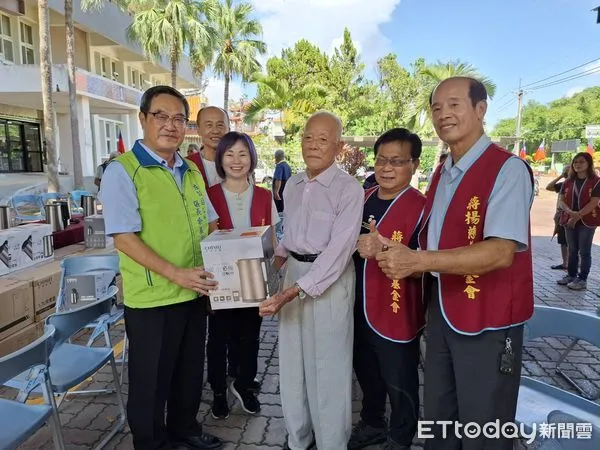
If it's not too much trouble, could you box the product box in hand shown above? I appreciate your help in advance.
[84,215,113,249]
[15,223,54,268]
[62,269,116,310]
[200,226,279,310]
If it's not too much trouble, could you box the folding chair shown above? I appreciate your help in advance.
[56,255,128,387]
[46,286,126,449]
[525,305,600,400]
[0,324,65,450]
[9,194,44,223]
[69,190,92,214]
[517,305,600,438]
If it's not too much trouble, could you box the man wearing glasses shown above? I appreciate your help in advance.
[100,86,222,449]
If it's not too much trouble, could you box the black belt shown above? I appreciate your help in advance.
[290,251,319,263]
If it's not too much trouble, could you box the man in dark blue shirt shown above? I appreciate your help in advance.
[273,149,292,212]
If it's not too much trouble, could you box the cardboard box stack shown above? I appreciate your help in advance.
[0,237,117,357]
[200,226,279,311]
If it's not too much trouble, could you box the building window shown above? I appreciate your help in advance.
[0,14,14,62]
[20,22,34,64]
[130,68,139,88]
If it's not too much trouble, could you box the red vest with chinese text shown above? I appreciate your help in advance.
[363,186,426,342]
[561,176,600,227]
[187,153,209,188]
[419,144,534,335]
[208,183,272,229]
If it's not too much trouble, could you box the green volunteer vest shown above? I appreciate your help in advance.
[117,141,209,308]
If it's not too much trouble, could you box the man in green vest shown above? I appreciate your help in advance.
[99,85,221,450]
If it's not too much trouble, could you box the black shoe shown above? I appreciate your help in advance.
[171,433,222,449]
[283,438,316,450]
[249,378,261,393]
[211,392,229,420]
[230,381,260,414]
[348,420,387,449]
[380,437,410,450]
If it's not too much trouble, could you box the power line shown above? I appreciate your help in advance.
[522,57,600,88]
[528,66,600,91]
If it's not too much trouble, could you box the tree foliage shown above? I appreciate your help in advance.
[491,87,600,157]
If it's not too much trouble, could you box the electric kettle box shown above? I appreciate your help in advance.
[63,269,116,310]
[0,228,31,275]
[15,223,54,268]
[200,226,279,310]
[84,215,113,249]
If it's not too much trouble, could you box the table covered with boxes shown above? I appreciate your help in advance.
[0,212,120,358]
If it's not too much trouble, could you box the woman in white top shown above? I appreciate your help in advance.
[206,131,279,420]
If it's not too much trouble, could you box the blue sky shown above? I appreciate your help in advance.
[204,0,599,129]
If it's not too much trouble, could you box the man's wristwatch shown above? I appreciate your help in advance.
[295,283,307,300]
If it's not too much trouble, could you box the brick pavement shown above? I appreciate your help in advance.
[12,192,600,449]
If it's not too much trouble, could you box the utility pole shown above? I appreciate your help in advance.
[513,79,524,155]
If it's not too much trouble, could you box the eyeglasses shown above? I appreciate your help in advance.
[148,111,188,128]
[374,156,414,167]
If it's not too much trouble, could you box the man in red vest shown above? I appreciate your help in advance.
[376,77,534,450]
[188,106,230,187]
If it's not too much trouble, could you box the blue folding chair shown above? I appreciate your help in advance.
[46,286,126,449]
[0,324,65,450]
[69,190,92,214]
[10,194,44,223]
[517,305,600,440]
[56,255,128,386]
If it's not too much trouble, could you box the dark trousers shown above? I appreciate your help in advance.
[207,307,262,393]
[566,224,596,280]
[124,298,208,450]
[423,277,523,450]
[353,299,420,446]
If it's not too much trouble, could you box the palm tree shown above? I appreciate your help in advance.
[65,0,83,189]
[204,0,266,110]
[244,73,326,135]
[38,0,60,192]
[406,60,497,137]
[127,0,215,88]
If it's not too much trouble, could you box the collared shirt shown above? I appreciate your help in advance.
[426,134,533,256]
[275,163,364,297]
[99,140,218,235]
[201,157,223,187]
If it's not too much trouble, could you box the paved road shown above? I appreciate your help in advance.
[9,182,600,449]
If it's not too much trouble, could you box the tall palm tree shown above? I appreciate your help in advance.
[204,0,266,110]
[406,59,497,137]
[244,73,326,134]
[65,0,83,189]
[38,0,60,192]
[127,0,215,88]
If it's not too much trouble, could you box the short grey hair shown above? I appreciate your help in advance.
[274,149,285,160]
[306,110,343,140]
[188,143,200,151]
[108,151,120,159]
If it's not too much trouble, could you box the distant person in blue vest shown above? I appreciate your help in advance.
[94,151,119,190]
[100,85,222,450]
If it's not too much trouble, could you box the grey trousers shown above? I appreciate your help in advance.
[278,258,355,450]
[423,276,524,450]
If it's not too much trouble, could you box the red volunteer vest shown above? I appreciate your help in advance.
[561,176,600,227]
[363,186,426,342]
[207,183,272,229]
[419,144,534,335]
[187,152,209,188]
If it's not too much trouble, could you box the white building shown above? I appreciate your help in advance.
[0,0,199,175]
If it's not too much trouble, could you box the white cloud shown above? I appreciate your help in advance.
[565,86,585,98]
[250,0,401,71]
[203,77,244,107]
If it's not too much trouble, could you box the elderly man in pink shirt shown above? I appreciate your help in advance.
[260,111,364,450]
